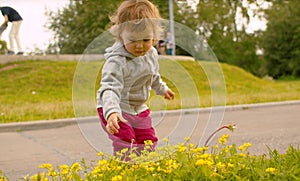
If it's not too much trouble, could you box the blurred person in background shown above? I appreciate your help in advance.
[0,5,23,55]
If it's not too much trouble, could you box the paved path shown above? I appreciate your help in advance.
[0,101,299,180]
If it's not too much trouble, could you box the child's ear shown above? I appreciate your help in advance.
[152,39,158,46]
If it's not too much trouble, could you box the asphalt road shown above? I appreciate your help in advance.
[0,101,299,180]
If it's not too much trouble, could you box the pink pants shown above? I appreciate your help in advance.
[97,108,158,154]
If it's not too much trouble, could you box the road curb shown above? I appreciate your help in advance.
[0,100,299,133]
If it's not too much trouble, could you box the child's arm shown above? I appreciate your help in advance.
[99,58,124,121]
[151,74,175,100]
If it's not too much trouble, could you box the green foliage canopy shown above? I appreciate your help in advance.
[191,0,263,75]
[45,0,300,78]
[262,0,300,78]
[45,0,184,54]
[46,0,122,54]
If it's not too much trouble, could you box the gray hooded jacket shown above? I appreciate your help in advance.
[97,42,169,120]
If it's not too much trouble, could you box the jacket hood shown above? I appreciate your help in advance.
[104,42,136,60]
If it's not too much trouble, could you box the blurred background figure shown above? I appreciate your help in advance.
[0,5,23,55]
[156,39,166,55]
[165,31,174,55]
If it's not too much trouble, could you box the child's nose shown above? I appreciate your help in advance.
[135,41,143,48]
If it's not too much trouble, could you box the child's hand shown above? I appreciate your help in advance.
[164,89,175,100]
[106,113,127,134]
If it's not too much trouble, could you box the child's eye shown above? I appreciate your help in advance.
[129,39,136,43]
[127,39,151,43]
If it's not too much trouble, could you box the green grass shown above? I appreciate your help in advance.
[0,60,76,123]
[0,59,299,123]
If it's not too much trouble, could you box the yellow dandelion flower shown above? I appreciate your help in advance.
[173,163,179,170]
[245,142,252,147]
[30,173,47,181]
[43,178,49,181]
[227,163,234,168]
[120,148,129,154]
[220,147,229,154]
[195,159,213,167]
[144,140,153,145]
[188,143,195,148]
[266,167,276,174]
[163,137,169,143]
[206,160,214,167]
[215,155,219,160]
[191,147,204,153]
[216,162,226,170]
[238,145,244,151]
[238,142,252,152]
[164,169,172,174]
[98,159,108,166]
[239,153,246,157]
[91,167,101,175]
[148,167,155,172]
[60,164,69,175]
[39,163,53,170]
[47,170,59,177]
[184,137,191,141]
[30,174,40,181]
[218,134,230,145]
[97,152,105,157]
[111,175,122,181]
[196,159,205,166]
[167,159,174,166]
[178,145,186,152]
[60,164,68,169]
[198,153,211,159]
[71,162,82,172]
[157,166,162,172]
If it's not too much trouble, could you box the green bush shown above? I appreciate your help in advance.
[0,40,8,54]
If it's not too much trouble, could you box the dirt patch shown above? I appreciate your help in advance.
[0,64,18,72]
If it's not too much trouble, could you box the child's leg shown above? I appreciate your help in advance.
[134,127,158,152]
[122,109,158,152]
[97,108,137,154]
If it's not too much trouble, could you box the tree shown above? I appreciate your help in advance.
[261,0,300,78]
[45,0,186,54]
[46,0,122,54]
[46,0,268,77]
[189,0,264,75]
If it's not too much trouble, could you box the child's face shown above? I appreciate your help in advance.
[121,29,154,57]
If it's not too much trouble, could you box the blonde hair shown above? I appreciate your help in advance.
[110,0,162,44]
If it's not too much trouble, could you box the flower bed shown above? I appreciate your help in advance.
[0,125,299,181]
